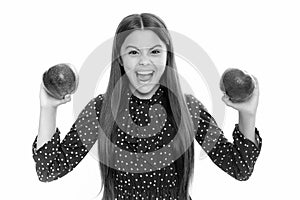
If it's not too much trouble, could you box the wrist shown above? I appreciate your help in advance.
[40,106,57,112]
[239,110,256,118]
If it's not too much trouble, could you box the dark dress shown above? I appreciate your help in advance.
[32,84,262,200]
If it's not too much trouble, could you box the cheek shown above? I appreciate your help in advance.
[155,60,166,69]
[157,66,166,77]
[154,56,167,71]
[124,66,135,76]
[123,59,137,73]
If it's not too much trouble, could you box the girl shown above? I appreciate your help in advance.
[32,13,262,200]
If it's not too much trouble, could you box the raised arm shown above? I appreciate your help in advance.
[32,94,104,182]
[185,94,262,181]
[36,82,72,150]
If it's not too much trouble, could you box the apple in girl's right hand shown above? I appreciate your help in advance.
[42,63,79,100]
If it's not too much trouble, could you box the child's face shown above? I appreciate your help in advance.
[120,30,167,98]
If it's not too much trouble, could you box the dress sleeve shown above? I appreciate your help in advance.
[185,94,262,181]
[32,94,104,182]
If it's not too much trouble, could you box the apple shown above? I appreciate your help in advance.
[42,63,79,100]
[220,68,255,103]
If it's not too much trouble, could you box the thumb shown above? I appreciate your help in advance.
[62,94,72,103]
[222,94,234,107]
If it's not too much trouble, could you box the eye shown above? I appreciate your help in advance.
[128,50,139,55]
[151,49,161,54]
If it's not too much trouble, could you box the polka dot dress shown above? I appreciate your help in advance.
[32,84,262,200]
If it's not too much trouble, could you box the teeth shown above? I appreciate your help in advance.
[137,71,153,75]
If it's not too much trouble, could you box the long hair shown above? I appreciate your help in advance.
[96,13,195,199]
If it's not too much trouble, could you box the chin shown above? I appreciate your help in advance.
[137,84,155,91]
[130,81,158,95]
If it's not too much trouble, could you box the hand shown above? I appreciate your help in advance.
[39,82,72,108]
[221,75,259,116]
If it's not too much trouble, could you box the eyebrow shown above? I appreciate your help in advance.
[125,44,162,50]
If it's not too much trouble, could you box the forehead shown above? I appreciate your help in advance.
[121,30,166,49]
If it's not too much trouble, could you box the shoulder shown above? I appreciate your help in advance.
[92,93,105,111]
[94,93,105,103]
[77,94,105,122]
[184,93,208,112]
[80,94,105,115]
[184,93,215,125]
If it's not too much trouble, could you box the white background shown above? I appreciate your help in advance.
[1,0,299,199]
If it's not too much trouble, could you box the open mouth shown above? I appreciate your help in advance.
[136,71,154,83]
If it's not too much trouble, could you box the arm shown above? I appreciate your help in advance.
[238,112,258,147]
[223,75,260,148]
[32,94,104,182]
[186,94,262,181]
[36,82,71,150]
[36,107,57,150]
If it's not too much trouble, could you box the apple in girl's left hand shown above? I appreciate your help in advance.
[220,68,255,103]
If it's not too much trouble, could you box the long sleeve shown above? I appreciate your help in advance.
[185,94,262,181]
[32,94,104,182]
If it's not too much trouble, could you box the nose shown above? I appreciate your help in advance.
[139,53,151,66]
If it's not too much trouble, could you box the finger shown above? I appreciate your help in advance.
[252,75,259,90]
[65,94,71,100]
[40,82,44,92]
[251,76,260,98]
[61,94,71,103]
[40,82,49,93]
[222,95,233,107]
